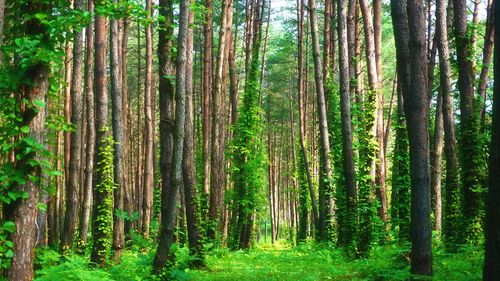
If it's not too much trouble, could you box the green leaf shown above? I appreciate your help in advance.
[20,126,30,133]
[3,221,15,233]
[5,250,13,258]
[32,99,46,109]
[37,203,47,212]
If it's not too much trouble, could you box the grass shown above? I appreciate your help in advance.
[32,240,483,281]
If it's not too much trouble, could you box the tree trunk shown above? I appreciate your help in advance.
[153,0,189,272]
[309,0,334,241]
[337,0,358,253]
[479,1,495,128]
[90,2,112,266]
[208,0,233,242]
[61,0,84,253]
[436,0,461,250]
[359,0,387,229]
[484,3,500,278]
[5,3,50,279]
[78,0,95,249]
[0,0,4,64]
[110,0,125,259]
[143,0,154,239]
[430,89,443,232]
[296,0,318,239]
[183,6,204,267]
[453,0,483,244]
[405,0,433,275]
[202,0,213,197]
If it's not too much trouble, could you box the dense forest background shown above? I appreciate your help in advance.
[0,0,500,280]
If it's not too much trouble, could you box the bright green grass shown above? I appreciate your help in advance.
[33,240,483,281]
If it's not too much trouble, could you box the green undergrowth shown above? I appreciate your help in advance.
[32,240,482,281]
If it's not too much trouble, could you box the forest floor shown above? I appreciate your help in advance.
[33,239,483,281]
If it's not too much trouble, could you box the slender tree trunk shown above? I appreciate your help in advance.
[430,89,443,232]
[61,0,84,253]
[337,0,358,253]
[453,0,483,243]
[484,3,500,279]
[155,0,175,267]
[183,7,204,267]
[0,0,4,64]
[121,17,132,236]
[202,0,213,197]
[479,1,495,128]
[110,0,125,259]
[78,0,95,249]
[296,0,318,239]
[143,0,154,239]
[309,0,335,241]
[436,0,460,250]
[208,0,233,242]
[405,0,433,275]
[90,1,111,266]
[359,0,387,228]
[153,0,189,272]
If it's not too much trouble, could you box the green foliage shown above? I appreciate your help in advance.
[91,130,116,266]
[391,106,411,241]
[296,151,310,242]
[228,29,266,250]
[357,88,380,257]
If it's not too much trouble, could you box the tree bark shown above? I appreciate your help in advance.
[484,3,500,279]
[308,0,335,241]
[337,0,358,252]
[479,1,495,128]
[202,0,213,197]
[5,3,50,279]
[430,90,443,232]
[0,0,4,64]
[78,0,95,249]
[405,0,433,275]
[61,0,84,253]
[110,0,125,259]
[453,0,483,243]
[90,1,111,267]
[153,0,189,272]
[208,0,233,242]
[142,0,154,239]
[183,6,205,267]
[436,0,460,250]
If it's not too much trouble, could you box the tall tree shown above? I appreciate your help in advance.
[337,0,358,253]
[296,0,318,240]
[155,0,175,270]
[309,0,335,241]
[110,0,125,259]
[358,0,380,255]
[405,0,433,275]
[453,0,484,244]
[183,5,204,267]
[78,0,95,249]
[230,0,265,250]
[4,1,51,279]
[435,0,460,249]
[61,0,85,253]
[202,0,213,196]
[208,0,233,242]
[484,3,500,279]
[90,0,113,267]
[153,0,189,271]
[143,0,154,239]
